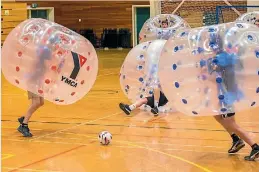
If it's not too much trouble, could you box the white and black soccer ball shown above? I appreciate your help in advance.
[98,131,112,145]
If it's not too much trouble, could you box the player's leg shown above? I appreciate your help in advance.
[119,97,148,115]
[151,91,169,116]
[214,114,245,153]
[214,114,259,160]
[18,92,44,137]
[150,89,160,116]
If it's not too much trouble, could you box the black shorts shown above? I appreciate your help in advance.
[221,113,235,118]
[146,91,168,108]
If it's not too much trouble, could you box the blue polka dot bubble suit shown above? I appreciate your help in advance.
[120,40,175,113]
[158,22,259,116]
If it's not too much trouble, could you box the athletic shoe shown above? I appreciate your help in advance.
[244,147,259,161]
[18,116,25,124]
[119,103,131,115]
[151,106,159,116]
[17,124,33,137]
[228,139,245,154]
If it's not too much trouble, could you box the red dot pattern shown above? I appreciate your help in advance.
[57,51,63,56]
[87,66,90,71]
[59,100,64,102]
[51,66,57,71]
[88,52,91,56]
[71,92,75,96]
[45,79,50,84]
[81,80,85,85]
[47,29,52,34]
[16,66,20,72]
[15,79,19,84]
[38,90,43,94]
[23,37,28,41]
[18,51,22,57]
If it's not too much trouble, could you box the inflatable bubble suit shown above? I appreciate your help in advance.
[159,22,259,116]
[2,18,98,105]
[139,14,190,43]
[236,11,259,27]
[120,40,174,113]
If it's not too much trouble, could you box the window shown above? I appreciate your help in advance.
[31,10,48,19]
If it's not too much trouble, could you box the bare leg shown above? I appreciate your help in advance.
[214,115,234,136]
[23,97,44,124]
[214,115,255,146]
[129,98,148,109]
[153,89,160,106]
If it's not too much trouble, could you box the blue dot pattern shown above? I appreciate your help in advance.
[200,60,206,67]
[236,23,244,28]
[182,99,187,104]
[174,45,184,52]
[175,82,180,88]
[192,111,198,115]
[172,64,177,70]
[248,35,253,41]
[216,77,223,83]
[137,65,143,70]
[208,28,216,32]
[221,108,227,112]
[255,50,259,58]
[218,95,224,100]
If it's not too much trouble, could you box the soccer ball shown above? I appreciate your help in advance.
[98,131,112,145]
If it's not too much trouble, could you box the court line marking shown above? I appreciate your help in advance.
[2,167,61,172]
[63,132,254,151]
[2,127,42,131]
[61,132,212,172]
[120,141,213,172]
[1,153,15,160]
[2,137,249,156]
[97,72,116,77]
[29,111,122,141]
[7,145,85,172]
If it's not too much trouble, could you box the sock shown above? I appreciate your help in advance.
[129,104,136,111]
[22,123,28,127]
[251,143,259,149]
[231,133,240,142]
[154,100,159,108]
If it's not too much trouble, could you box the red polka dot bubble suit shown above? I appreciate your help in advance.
[2,18,98,105]
[159,22,259,116]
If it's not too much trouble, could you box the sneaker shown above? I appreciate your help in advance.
[151,106,159,116]
[18,116,25,124]
[244,147,259,161]
[228,139,245,154]
[17,124,33,137]
[119,103,131,115]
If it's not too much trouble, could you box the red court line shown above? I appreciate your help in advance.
[8,145,85,172]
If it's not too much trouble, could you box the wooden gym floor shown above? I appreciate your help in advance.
[2,49,259,172]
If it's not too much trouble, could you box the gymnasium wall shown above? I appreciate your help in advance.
[161,0,247,27]
[21,1,149,37]
[1,2,27,45]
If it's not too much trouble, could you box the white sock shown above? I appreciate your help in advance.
[154,101,159,108]
[129,104,136,111]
